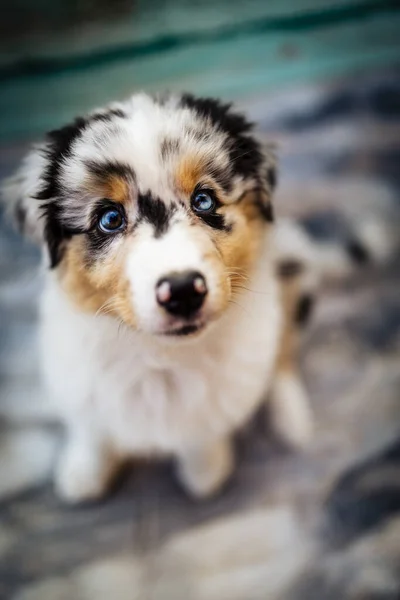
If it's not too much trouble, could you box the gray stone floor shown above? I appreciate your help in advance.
[0,71,400,599]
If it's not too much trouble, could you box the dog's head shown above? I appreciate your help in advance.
[4,93,276,337]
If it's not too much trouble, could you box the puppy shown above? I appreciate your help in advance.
[2,93,314,503]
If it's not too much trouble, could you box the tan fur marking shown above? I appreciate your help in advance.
[217,191,267,291]
[105,175,129,203]
[59,237,136,327]
[84,174,129,204]
[175,155,205,196]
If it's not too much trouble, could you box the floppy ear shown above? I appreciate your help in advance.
[1,119,81,267]
[1,144,48,244]
[2,110,123,266]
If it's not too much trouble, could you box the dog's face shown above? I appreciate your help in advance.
[8,94,276,337]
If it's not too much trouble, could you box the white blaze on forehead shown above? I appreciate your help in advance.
[60,98,175,194]
[128,221,206,286]
[61,118,168,197]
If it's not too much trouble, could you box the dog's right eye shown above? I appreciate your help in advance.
[98,207,125,233]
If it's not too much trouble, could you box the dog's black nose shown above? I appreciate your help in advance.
[156,271,207,318]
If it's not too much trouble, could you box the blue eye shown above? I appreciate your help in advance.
[98,208,125,233]
[191,190,215,213]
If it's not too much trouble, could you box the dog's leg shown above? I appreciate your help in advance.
[269,368,314,449]
[176,436,234,498]
[268,276,314,449]
[55,423,120,503]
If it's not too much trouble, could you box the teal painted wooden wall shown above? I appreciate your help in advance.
[0,0,399,141]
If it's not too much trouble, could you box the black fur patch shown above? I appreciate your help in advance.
[36,119,87,202]
[180,94,264,181]
[197,212,232,232]
[295,294,315,326]
[44,202,72,268]
[256,198,274,222]
[86,230,116,262]
[138,193,177,237]
[266,165,277,190]
[278,259,304,278]
[346,238,370,265]
[85,160,135,183]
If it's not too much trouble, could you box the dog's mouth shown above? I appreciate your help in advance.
[155,305,221,339]
[163,323,204,337]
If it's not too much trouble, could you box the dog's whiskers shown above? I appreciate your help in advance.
[232,284,269,296]
[95,298,117,318]
[228,298,250,317]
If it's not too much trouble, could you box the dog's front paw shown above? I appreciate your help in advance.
[55,439,116,504]
[177,437,234,499]
[269,371,314,450]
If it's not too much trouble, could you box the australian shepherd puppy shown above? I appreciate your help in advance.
[3,93,316,503]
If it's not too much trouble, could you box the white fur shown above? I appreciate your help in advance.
[269,371,314,449]
[177,436,234,498]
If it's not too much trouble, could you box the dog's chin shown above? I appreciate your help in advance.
[138,304,226,342]
[164,323,204,337]
[160,321,206,340]
[153,317,212,342]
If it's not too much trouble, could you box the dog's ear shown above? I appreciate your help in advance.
[257,142,278,223]
[1,117,85,265]
[1,144,48,244]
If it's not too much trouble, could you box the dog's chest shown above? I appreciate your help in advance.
[88,342,245,452]
[92,309,280,453]
[42,264,281,453]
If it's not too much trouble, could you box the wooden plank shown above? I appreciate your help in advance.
[0,12,399,141]
[1,0,391,63]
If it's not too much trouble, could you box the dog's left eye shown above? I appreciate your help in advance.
[98,207,125,233]
[191,190,215,214]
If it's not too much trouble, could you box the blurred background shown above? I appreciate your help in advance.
[0,1,400,599]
